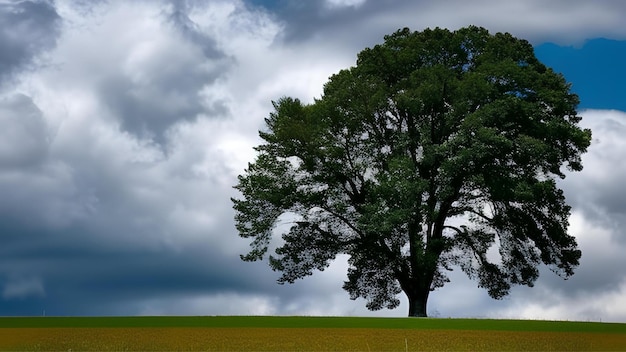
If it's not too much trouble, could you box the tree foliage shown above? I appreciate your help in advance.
[232,26,591,316]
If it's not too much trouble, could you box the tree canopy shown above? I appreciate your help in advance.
[232,26,592,317]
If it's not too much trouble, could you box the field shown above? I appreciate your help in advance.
[1,316,625,351]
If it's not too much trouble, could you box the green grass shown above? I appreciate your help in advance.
[0,315,624,333]
[1,316,625,351]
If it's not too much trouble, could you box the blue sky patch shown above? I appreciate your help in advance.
[535,39,626,112]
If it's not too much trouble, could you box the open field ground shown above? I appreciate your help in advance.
[0,316,625,351]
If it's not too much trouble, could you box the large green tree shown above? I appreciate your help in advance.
[233,26,591,317]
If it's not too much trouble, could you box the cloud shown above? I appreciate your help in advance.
[469,110,626,322]
[0,0,290,316]
[560,110,626,244]
[0,93,49,168]
[0,0,61,85]
[429,110,626,322]
[45,1,233,144]
[324,0,366,9]
[134,293,279,316]
[493,279,626,323]
[2,276,45,300]
[0,92,89,230]
[256,0,626,50]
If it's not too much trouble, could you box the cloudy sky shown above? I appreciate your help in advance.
[1,0,626,322]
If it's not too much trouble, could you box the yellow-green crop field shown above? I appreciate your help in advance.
[0,316,625,351]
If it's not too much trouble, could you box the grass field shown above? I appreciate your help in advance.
[0,316,625,351]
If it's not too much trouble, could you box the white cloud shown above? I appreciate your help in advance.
[495,279,626,323]
[3,277,45,300]
[486,210,626,322]
[136,293,279,316]
[561,110,626,241]
[324,0,367,10]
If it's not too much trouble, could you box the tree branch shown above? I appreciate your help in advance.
[319,205,364,239]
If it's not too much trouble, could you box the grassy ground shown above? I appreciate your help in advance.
[0,316,625,351]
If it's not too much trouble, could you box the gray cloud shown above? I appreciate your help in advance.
[481,110,626,321]
[252,0,626,51]
[90,2,233,144]
[167,1,226,60]
[0,221,278,315]
[0,0,61,85]
[0,114,279,316]
[560,111,626,244]
[0,94,49,168]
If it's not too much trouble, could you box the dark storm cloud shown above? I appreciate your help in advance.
[0,236,275,316]
[0,187,280,316]
[248,0,384,49]
[0,85,283,316]
[0,203,341,316]
[0,0,61,84]
[0,94,83,232]
[252,1,335,41]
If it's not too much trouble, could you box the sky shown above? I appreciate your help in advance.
[1,0,626,321]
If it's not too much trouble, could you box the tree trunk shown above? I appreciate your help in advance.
[407,290,429,317]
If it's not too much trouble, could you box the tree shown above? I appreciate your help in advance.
[232,26,591,317]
